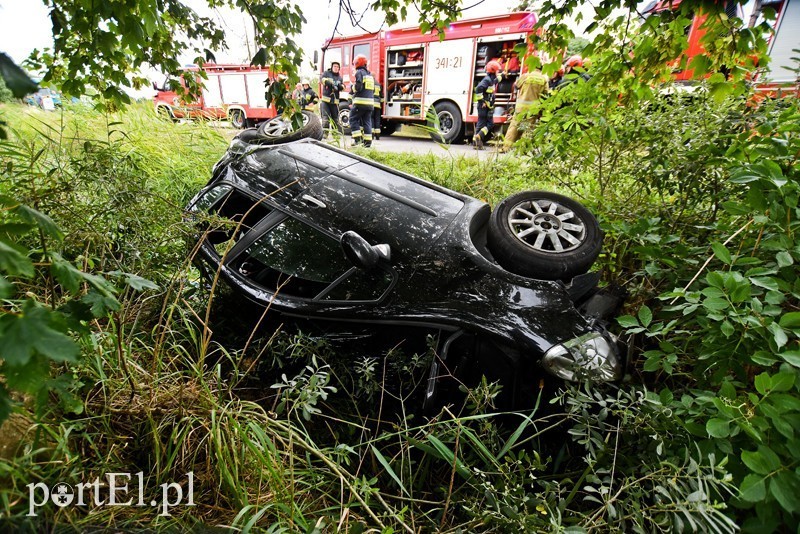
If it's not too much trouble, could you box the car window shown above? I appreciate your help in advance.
[192,185,272,256]
[325,47,342,69]
[353,43,370,63]
[237,218,350,298]
[322,268,393,302]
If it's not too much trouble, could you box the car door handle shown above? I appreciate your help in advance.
[301,194,327,209]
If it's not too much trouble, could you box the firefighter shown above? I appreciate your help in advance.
[502,66,548,152]
[349,54,375,147]
[473,60,502,150]
[320,61,344,132]
[372,80,383,140]
[299,79,318,110]
[555,55,589,89]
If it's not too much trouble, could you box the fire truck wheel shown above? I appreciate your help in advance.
[338,103,352,134]
[428,101,463,144]
[157,106,177,122]
[254,111,323,144]
[229,109,246,129]
[487,191,603,281]
[380,122,398,136]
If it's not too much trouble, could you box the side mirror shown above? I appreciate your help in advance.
[313,50,319,68]
[152,81,159,91]
[341,231,390,269]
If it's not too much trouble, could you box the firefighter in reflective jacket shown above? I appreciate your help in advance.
[372,81,383,140]
[349,54,375,147]
[320,61,344,131]
[473,60,502,150]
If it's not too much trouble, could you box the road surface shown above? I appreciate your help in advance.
[218,122,507,159]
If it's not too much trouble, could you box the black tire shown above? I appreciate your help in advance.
[338,102,352,135]
[250,110,324,144]
[381,121,399,136]
[487,191,603,281]
[428,101,463,144]
[156,105,177,122]
[229,109,246,129]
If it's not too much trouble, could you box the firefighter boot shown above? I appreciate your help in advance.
[473,136,484,150]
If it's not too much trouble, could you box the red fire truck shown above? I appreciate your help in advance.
[650,0,799,96]
[153,64,279,128]
[319,12,538,143]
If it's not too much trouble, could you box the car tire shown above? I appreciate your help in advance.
[230,109,246,129]
[337,102,352,135]
[487,191,603,281]
[253,110,324,144]
[157,106,178,122]
[428,101,463,144]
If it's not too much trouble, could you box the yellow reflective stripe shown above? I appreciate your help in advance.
[364,76,375,90]
[352,97,373,105]
[363,134,372,140]
[352,131,362,138]
[487,87,494,93]
[321,96,331,103]
[473,94,484,100]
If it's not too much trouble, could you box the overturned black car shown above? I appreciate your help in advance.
[187,112,624,410]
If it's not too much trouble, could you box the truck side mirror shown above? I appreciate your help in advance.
[152,81,159,91]
[313,51,319,67]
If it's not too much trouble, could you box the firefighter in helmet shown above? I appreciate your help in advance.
[298,78,318,110]
[372,79,383,140]
[502,64,548,152]
[349,54,375,147]
[320,61,344,132]
[473,59,502,150]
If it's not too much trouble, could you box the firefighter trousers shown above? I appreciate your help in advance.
[349,105,373,146]
[372,108,382,138]
[474,102,494,143]
[320,101,339,131]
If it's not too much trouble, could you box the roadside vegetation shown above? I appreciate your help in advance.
[1,83,798,531]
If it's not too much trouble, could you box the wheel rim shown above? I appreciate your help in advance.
[436,110,454,135]
[260,113,310,137]
[338,108,350,127]
[507,199,587,253]
[231,111,244,127]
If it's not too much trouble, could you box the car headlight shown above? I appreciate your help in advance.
[542,332,622,382]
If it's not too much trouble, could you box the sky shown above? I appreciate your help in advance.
[0,0,524,86]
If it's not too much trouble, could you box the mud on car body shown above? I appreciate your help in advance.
[187,111,625,410]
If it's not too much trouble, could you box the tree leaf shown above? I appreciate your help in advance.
[741,446,781,475]
[779,312,800,329]
[711,242,731,264]
[617,315,639,328]
[770,471,800,514]
[0,240,34,278]
[0,301,79,365]
[14,204,64,242]
[706,418,730,438]
[638,305,653,328]
[739,474,766,502]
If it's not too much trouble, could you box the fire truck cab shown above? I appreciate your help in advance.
[153,64,279,128]
[320,12,538,143]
